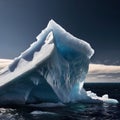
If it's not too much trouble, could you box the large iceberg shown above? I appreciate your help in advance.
[0,20,118,106]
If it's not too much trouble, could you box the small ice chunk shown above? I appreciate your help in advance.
[30,111,56,115]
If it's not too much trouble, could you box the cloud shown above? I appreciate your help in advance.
[0,59,12,70]
[0,59,119,83]
[86,64,120,83]
[89,64,120,74]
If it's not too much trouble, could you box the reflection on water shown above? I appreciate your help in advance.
[0,103,120,120]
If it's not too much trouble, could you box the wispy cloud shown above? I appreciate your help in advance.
[0,59,12,70]
[0,59,119,83]
[86,64,120,83]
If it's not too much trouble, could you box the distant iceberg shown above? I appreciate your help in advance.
[0,20,118,106]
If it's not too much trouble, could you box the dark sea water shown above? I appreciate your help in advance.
[0,83,120,120]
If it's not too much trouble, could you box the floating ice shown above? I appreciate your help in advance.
[30,111,56,116]
[0,20,118,105]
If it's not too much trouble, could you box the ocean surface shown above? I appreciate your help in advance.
[0,83,120,120]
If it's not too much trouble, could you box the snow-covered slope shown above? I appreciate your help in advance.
[0,20,118,105]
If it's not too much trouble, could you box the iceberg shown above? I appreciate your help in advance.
[0,20,118,106]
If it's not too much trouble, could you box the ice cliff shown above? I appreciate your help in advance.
[0,20,118,106]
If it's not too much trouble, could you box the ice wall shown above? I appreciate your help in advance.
[0,20,118,105]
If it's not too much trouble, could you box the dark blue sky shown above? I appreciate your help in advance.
[0,0,120,65]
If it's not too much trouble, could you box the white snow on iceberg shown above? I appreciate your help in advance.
[0,20,118,106]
